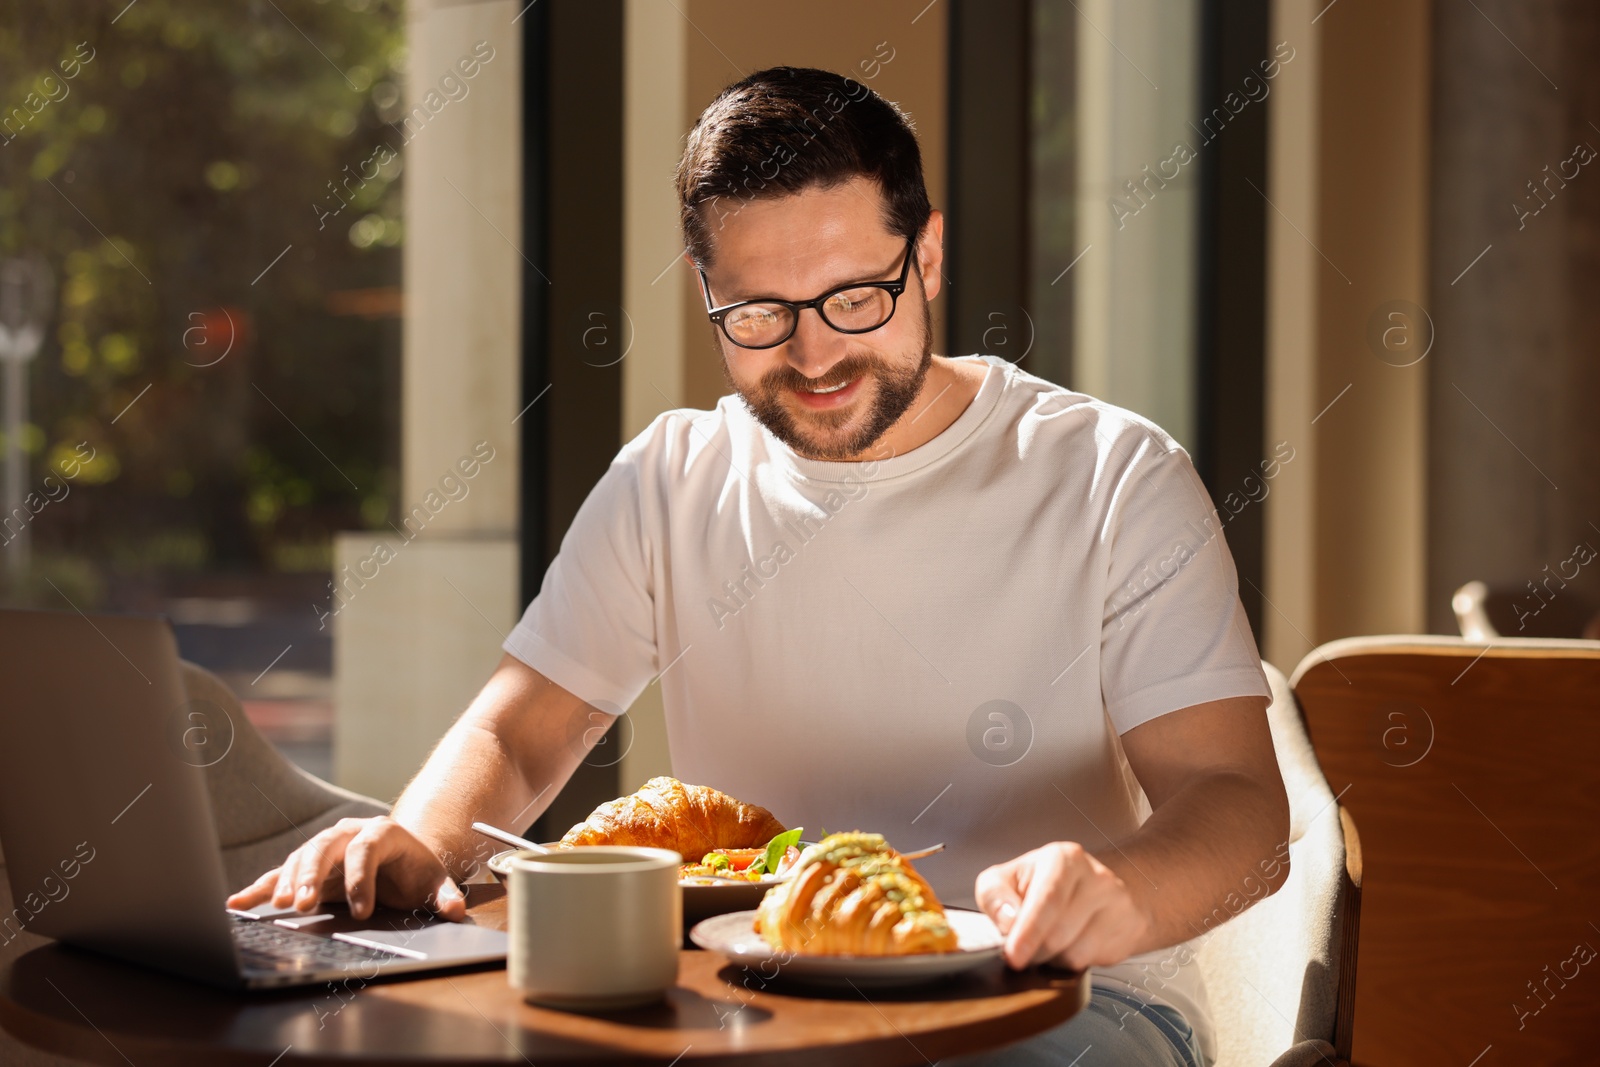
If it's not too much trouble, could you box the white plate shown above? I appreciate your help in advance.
[689,908,1005,988]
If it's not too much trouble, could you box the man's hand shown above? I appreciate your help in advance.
[224,656,610,925]
[975,840,1151,971]
[225,816,466,922]
[972,696,1289,973]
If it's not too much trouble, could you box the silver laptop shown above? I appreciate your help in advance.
[0,607,507,988]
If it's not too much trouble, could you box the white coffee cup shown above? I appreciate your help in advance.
[506,846,682,1009]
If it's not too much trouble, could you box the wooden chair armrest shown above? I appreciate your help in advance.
[1333,806,1363,1063]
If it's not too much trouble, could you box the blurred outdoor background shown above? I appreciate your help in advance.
[2,0,406,780]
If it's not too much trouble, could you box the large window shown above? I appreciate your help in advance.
[2,1,405,777]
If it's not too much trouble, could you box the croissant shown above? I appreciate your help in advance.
[754,832,959,956]
[559,776,788,860]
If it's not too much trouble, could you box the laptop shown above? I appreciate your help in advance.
[0,607,507,988]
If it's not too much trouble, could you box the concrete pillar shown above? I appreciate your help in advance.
[1262,0,1431,666]
[1074,0,1203,451]
[333,0,523,802]
[617,0,689,794]
[1263,0,1322,669]
[1309,0,1430,647]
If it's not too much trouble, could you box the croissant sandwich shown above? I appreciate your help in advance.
[560,776,788,860]
[753,832,959,956]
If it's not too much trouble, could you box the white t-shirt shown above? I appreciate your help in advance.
[504,354,1269,1059]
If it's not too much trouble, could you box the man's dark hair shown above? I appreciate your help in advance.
[675,65,932,269]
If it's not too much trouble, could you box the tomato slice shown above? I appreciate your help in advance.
[714,847,764,871]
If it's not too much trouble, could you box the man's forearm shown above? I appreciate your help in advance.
[388,654,594,882]
[390,718,540,881]
[1099,769,1290,957]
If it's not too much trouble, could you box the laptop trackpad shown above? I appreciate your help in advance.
[233,903,508,961]
[343,923,508,960]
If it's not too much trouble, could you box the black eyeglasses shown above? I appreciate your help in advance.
[698,235,917,350]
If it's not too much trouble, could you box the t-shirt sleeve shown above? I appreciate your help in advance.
[501,453,658,714]
[1098,437,1270,733]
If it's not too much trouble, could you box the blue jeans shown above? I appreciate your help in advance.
[940,985,1205,1067]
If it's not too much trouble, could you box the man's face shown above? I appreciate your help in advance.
[697,177,942,461]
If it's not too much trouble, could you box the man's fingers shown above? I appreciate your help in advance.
[1036,896,1106,967]
[229,817,465,924]
[275,839,325,907]
[430,874,467,923]
[1003,882,1050,967]
[287,822,363,912]
[346,820,463,921]
[1044,899,1127,970]
[1006,846,1085,969]
[226,867,282,909]
[272,855,302,908]
[284,839,330,910]
[978,843,1143,972]
[974,865,1025,937]
[343,829,378,920]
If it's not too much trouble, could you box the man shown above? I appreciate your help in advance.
[230,66,1288,1066]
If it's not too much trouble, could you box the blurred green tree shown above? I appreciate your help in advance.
[0,0,404,602]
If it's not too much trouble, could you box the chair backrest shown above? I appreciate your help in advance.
[178,661,386,887]
[1197,662,1361,1067]
[1292,634,1600,1065]
[1451,579,1599,641]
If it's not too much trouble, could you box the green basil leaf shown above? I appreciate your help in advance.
[756,827,803,876]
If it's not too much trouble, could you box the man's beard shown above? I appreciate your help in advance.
[726,299,933,461]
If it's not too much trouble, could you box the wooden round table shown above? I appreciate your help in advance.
[0,884,1087,1065]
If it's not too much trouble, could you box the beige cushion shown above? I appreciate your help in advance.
[1196,662,1348,1066]
[177,661,387,888]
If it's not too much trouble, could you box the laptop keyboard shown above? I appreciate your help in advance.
[231,916,407,972]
